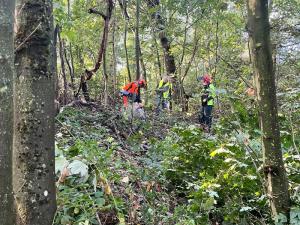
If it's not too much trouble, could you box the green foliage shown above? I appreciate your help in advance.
[54,108,125,224]
[54,103,300,224]
[144,124,271,224]
[52,0,300,223]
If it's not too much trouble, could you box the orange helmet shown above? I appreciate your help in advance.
[202,74,212,84]
[138,79,146,87]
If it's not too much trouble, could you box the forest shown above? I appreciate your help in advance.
[0,0,299,225]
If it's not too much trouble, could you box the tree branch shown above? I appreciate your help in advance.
[88,8,107,19]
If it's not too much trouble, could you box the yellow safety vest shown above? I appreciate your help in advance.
[158,80,172,99]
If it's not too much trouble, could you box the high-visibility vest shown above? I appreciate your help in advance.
[158,80,172,99]
[206,83,216,106]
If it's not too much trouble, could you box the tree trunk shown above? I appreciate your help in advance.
[124,20,132,81]
[120,0,131,81]
[135,0,141,80]
[112,19,117,100]
[0,1,15,224]
[89,1,113,73]
[139,44,149,104]
[103,38,108,105]
[247,0,290,219]
[146,0,176,75]
[152,30,162,80]
[70,44,75,79]
[64,42,75,96]
[14,1,56,224]
[57,26,68,104]
[214,19,219,79]
[77,0,114,101]
[179,33,199,112]
[53,24,59,100]
[178,12,189,76]
[67,0,71,16]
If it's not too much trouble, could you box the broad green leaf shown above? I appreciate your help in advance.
[55,155,69,174]
[68,160,89,182]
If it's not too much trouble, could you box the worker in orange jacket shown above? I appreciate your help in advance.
[120,79,146,107]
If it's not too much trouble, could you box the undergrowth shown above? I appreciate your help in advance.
[54,105,300,225]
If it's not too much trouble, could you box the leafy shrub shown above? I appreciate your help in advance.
[150,125,271,224]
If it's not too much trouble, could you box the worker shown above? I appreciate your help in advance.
[121,79,146,107]
[199,74,216,132]
[120,79,147,120]
[155,76,173,114]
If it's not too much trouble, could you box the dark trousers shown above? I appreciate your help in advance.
[155,96,169,115]
[199,105,213,128]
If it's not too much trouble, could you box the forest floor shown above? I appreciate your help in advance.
[53,102,300,225]
[54,102,202,225]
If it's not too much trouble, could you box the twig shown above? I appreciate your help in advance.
[55,118,76,138]
[15,22,42,52]
[17,3,26,16]
[96,212,103,225]
[15,180,26,194]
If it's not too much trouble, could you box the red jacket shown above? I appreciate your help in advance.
[122,81,141,106]
[122,81,139,95]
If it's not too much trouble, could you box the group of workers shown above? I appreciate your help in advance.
[120,74,216,132]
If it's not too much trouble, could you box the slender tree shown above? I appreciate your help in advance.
[146,0,176,75]
[53,24,59,100]
[135,0,141,80]
[0,1,15,224]
[14,0,56,224]
[112,19,117,98]
[247,0,290,219]
[58,26,68,104]
[76,0,114,101]
[120,0,132,81]
[64,42,76,96]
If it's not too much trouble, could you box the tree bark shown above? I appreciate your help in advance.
[139,43,149,103]
[64,42,75,96]
[53,24,59,100]
[14,1,56,224]
[135,0,141,80]
[178,12,189,76]
[214,18,219,79]
[58,27,68,104]
[247,0,290,219]
[103,32,108,105]
[146,0,176,75]
[112,19,117,100]
[0,1,15,224]
[70,44,75,80]
[77,0,114,101]
[152,30,162,80]
[118,0,129,19]
[124,19,132,81]
[121,0,132,81]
